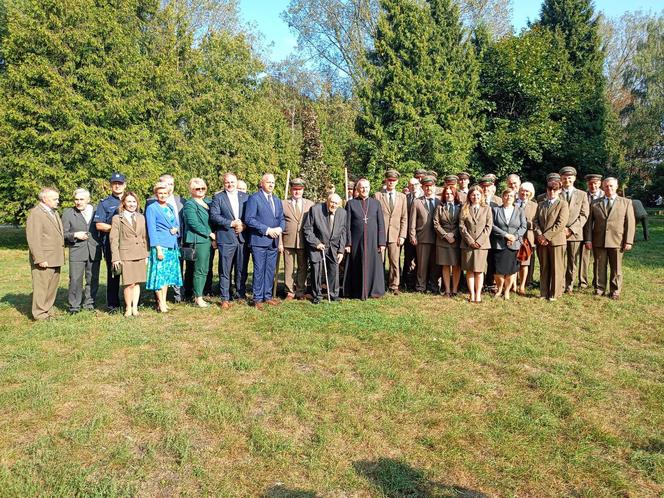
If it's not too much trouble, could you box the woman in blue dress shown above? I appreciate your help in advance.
[146,182,183,312]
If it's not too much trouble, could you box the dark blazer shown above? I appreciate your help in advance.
[244,190,286,248]
[303,203,348,263]
[209,190,249,245]
[491,206,527,250]
[110,213,149,262]
[183,198,213,244]
[62,206,102,262]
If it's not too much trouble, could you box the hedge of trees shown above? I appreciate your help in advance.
[0,0,661,222]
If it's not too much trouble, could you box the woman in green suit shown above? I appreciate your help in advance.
[183,178,216,308]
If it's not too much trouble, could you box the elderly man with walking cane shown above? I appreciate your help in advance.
[303,193,347,304]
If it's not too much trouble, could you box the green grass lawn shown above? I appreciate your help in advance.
[0,219,662,497]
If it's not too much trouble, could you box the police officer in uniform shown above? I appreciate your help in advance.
[94,173,127,311]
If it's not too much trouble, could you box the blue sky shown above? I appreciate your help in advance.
[239,0,663,62]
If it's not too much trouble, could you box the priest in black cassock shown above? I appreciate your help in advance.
[343,178,386,299]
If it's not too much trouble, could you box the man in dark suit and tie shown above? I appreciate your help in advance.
[303,193,348,304]
[26,187,65,320]
[210,172,249,309]
[61,188,102,313]
[244,173,285,309]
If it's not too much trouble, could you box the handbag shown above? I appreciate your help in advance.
[516,237,532,262]
[181,243,197,262]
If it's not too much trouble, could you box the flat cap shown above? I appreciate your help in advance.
[109,172,126,183]
[479,176,494,185]
[290,177,305,188]
[584,173,602,181]
[547,173,561,183]
[421,176,436,186]
[559,166,577,176]
[414,168,428,176]
[443,175,459,184]
[457,171,470,179]
[384,169,400,179]
[427,170,438,178]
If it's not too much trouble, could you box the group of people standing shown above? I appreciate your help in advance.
[25,165,637,320]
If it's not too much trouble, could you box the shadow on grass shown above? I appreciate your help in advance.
[262,485,318,498]
[354,458,488,497]
[0,285,109,318]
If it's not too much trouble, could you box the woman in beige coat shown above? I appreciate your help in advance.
[433,186,461,297]
[110,192,148,316]
[459,186,493,303]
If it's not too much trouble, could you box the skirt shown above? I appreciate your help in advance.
[146,247,183,290]
[461,248,488,273]
[495,248,519,275]
[436,245,460,266]
[122,259,147,285]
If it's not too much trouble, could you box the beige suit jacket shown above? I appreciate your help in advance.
[534,199,569,246]
[26,204,65,267]
[375,190,408,243]
[562,189,589,241]
[433,203,460,248]
[281,198,313,249]
[459,205,492,250]
[110,213,148,262]
[584,196,635,248]
[409,197,439,244]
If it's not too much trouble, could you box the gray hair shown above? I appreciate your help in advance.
[159,174,174,183]
[38,187,58,202]
[73,188,90,199]
[327,193,341,204]
[520,182,535,196]
[603,177,618,186]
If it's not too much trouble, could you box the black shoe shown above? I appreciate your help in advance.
[312,298,320,305]
[68,309,80,315]
[330,296,341,302]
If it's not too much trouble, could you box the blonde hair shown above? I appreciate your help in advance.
[188,178,207,192]
[461,185,486,218]
[153,181,169,195]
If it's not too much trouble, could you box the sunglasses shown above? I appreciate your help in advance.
[193,187,207,191]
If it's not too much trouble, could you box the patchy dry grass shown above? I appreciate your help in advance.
[0,218,662,497]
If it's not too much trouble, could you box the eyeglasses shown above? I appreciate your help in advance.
[193,187,207,191]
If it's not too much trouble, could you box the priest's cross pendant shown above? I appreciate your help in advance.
[363,215,368,224]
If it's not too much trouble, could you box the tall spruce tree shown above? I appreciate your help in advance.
[357,0,479,182]
[538,0,615,173]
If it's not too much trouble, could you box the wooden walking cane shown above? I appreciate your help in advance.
[273,170,290,297]
[322,248,331,303]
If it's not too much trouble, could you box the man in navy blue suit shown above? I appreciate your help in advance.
[244,173,285,310]
[210,172,249,309]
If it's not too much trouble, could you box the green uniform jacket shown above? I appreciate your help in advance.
[183,198,212,244]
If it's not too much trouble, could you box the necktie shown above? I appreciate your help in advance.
[389,192,394,211]
[607,198,614,213]
[447,203,454,216]
[566,191,571,203]
[131,214,137,230]
[294,200,301,218]
[427,199,434,213]
[268,194,275,216]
